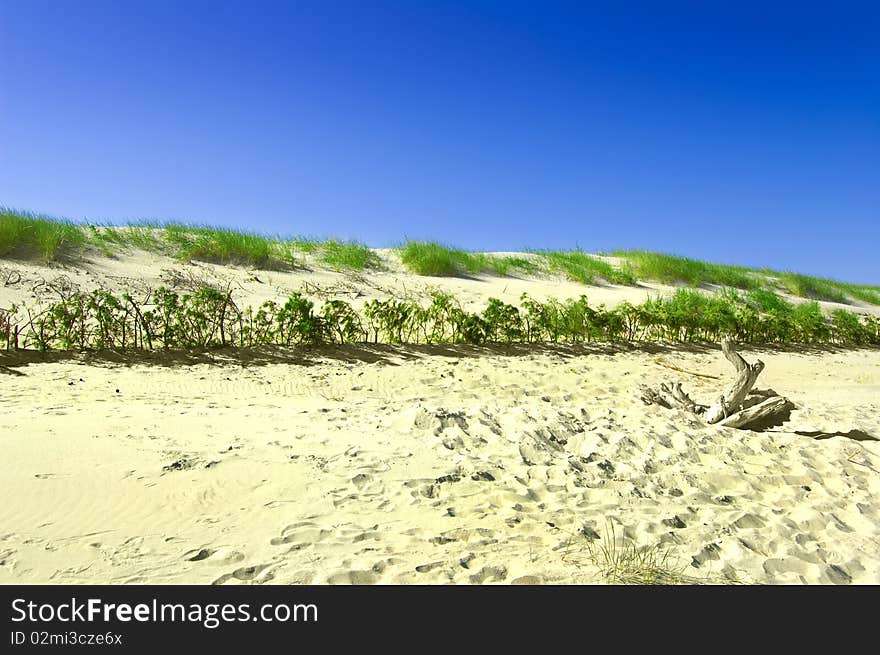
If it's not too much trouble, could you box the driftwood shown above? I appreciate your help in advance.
[637,340,792,431]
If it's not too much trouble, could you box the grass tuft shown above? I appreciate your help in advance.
[399,241,535,277]
[317,239,380,271]
[538,250,636,285]
[162,224,274,267]
[583,522,730,585]
[616,250,759,290]
[0,208,86,260]
[771,271,880,305]
[87,223,163,255]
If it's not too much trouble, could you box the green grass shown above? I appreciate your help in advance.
[87,223,163,254]
[538,250,636,285]
[0,209,384,271]
[0,208,86,260]
[2,210,877,304]
[484,255,538,276]
[89,224,378,271]
[767,271,880,305]
[290,237,320,254]
[399,241,536,277]
[584,524,693,585]
[162,224,276,267]
[773,272,849,304]
[614,250,880,306]
[615,250,760,290]
[845,285,880,305]
[580,522,738,585]
[317,239,380,271]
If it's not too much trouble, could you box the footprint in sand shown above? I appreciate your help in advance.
[185,548,213,561]
[212,563,271,585]
[270,522,332,547]
[183,546,245,565]
[468,565,507,584]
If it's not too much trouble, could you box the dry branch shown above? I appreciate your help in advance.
[717,395,789,429]
[704,341,766,424]
[638,340,790,431]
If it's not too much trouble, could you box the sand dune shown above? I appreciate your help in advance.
[2,342,878,584]
[3,247,878,318]
[2,250,879,584]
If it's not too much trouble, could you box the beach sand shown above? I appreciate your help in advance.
[2,343,878,584]
[1,250,879,584]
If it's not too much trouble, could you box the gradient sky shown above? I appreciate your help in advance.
[1,1,878,282]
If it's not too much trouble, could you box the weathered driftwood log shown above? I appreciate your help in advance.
[636,340,790,431]
[704,340,765,424]
[638,381,706,414]
[716,395,789,429]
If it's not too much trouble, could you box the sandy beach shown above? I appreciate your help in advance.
[2,249,878,585]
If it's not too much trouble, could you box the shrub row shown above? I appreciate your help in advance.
[2,287,878,352]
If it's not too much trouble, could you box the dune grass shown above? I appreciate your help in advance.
[617,250,879,305]
[161,224,278,267]
[0,208,86,260]
[585,525,691,585]
[772,272,849,304]
[767,271,880,305]
[290,237,320,254]
[615,250,760,290]
[88,223,163,254]
[538,250,636,285]
[582,522,734,585]
[848,285,880,305]
[156,226,380,270]
[1,210,877,302]
[317,239,380,271]
[399,241,536,277]
[0,209,383,271]
[87,222,379,271]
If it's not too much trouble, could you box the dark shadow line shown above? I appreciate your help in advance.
[795,429,878,442]
[0,341,878,371]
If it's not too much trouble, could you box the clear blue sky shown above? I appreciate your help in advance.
[1,1,878,282]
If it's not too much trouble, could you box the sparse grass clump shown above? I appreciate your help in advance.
[290,237,320,254]
[577,522,737,585]
[774,272,849,304]
[317,239,380,271]
[89,224,379,271]
[842,285,880,305]
[399,241,535,277]
[770,271,880,305]
[399,241,483,276]
[584,523,694,585]
[616,250,759,290]
[162,224,275,267]
[485,255,538,276]
[538,250,636,285]
[0,208,86,260]
[87,224,163,255]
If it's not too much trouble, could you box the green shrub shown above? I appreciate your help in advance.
[6,281,879,352]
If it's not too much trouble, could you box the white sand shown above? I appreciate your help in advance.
[1,250,879,584]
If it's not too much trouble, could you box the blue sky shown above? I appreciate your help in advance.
[1,1,878,282]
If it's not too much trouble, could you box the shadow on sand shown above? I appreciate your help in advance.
[794,429,878,442]
[0,341,876,374]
